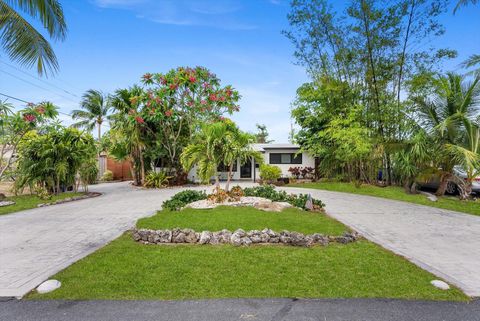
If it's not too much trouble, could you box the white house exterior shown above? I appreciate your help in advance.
[187,143,315,183]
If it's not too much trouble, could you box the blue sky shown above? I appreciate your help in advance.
[1,0,479,141]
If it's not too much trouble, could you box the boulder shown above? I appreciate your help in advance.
[230,233,242,246]
[184,229,198,243]
[37,280,61,294]
[158,230,172,243]
[241,237,252,246]
[0,193,6,201]
[199,231,212,244]
[290,232,308,246]
[173,232,186,243]
[431,280,450,290]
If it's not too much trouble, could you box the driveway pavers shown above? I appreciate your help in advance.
[1,182,479,298]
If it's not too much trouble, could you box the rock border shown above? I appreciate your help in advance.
[37,192,102,208]
[133,228,361,247]
[0,200,15,207]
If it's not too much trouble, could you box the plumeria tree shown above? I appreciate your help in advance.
[134,66,240,178]
[0,101,58,180]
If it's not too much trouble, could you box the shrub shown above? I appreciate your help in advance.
[259,164,282,183]
[243,185,325,211]
[101,170,114,181]
[162,190,207,211]
[144,171,172,188]
[207,188,230,203]
[229,185,244,200]
[288,167,301,179]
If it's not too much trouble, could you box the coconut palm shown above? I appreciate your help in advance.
[0,0,67,76]
[454,0,479,13]
[461,54,480,77]
[415,73,480,197]
[72,89,110,141]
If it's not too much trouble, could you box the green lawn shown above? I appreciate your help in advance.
[137,206,346,235]
[29,206,468,301]
[0,192,83,216]
[289,181,480,217]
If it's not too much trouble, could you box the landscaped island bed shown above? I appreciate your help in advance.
[29,205,467,301]
[289,182,480,217]
[0,192,84,216]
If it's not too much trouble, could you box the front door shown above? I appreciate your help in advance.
[240,159,252,178]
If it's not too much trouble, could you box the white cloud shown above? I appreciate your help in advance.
[92,0,257,30]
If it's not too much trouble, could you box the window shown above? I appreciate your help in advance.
[269,153,302,164]
[218,161,237,172]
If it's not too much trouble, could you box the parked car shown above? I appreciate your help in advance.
[417,166,480,194]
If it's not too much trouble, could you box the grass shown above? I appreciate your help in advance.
[0,192,83,216]
[137,206,346,235]
[289,181,480,217]
[28,206,468,301]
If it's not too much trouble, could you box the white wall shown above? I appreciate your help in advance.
[186,148,315,182]
[261,149,315,178]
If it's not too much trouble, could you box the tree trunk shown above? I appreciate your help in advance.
[225,163,234,192]
[214,174,220,190]
[139,148,145,186]
[435,173,451,196]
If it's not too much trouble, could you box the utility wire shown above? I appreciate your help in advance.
[0,59,80,98]
[0,92,110,129]
[0,68,80,105]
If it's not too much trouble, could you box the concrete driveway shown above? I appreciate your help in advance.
[281,187,480,297]
[0,182,479,298]
[0,182,214,298]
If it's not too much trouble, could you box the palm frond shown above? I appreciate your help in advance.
[0,0,66,75]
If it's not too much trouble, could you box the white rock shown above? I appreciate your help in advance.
[0,201,15,207]
[37,279,61,294]
[431,280,450,290]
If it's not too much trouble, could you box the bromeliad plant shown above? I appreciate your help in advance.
[144,171,173,188]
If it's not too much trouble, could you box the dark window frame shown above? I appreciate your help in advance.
[269,153,302,164]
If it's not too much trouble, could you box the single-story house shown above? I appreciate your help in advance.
[187,143,315,183]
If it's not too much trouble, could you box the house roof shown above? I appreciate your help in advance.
[252,143,300,152]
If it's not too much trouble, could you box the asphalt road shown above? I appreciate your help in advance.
[1,298,479,321]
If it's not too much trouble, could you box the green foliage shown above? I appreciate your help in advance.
[0,0,67,76]
[72,89,111,140]
[259,164,282,182]
[413,73,480,197]
[144,171,172,188]
[181,119,262,188]
[286,0,456,186]
[101,170,113,182]
[243,185,324,210]
[0,101,58,180]
[162,190,207,211]
[254,123,273,143]
[14,125,97,195]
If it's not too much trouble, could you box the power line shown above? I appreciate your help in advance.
[0,92,110,129]
[0,59,80,98]
[0,68,80,105]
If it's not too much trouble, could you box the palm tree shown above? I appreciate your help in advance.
[223,127,263,191]
[180,121,228,188]
[0,0,67,76]
[415,73,480,198]
[72,89,110,141]
[454,0,478,13]
[109,86,146,185]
